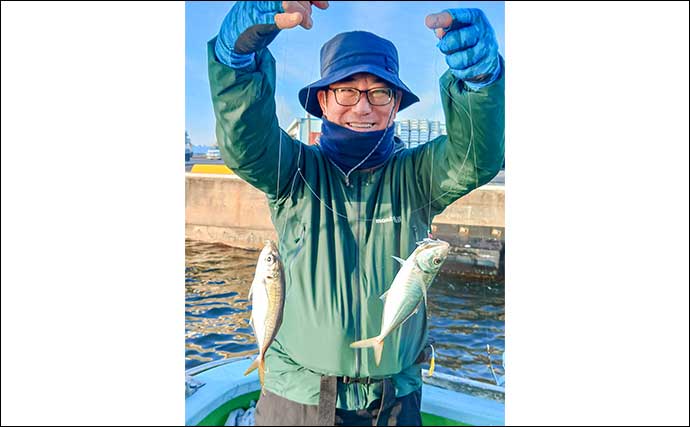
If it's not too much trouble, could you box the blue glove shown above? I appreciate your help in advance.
[215,1,285,69]
[436,8,501,90]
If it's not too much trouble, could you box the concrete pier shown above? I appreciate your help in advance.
[186,173,504,277]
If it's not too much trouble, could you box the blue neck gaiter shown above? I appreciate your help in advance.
[318,120,395,173]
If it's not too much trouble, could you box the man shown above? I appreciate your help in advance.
[208,1,504,425]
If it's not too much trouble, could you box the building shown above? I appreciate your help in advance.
[185,130,193,162]
[394,119,446,148]
[286,117,322,145]
[286,117,446,149]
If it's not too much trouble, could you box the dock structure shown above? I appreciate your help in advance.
[186,173,504,277]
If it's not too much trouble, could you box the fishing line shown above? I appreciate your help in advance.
[290,87,477,225]
[274,25,289,234]
[289,81,478,227]
[276,26,306,242]
[424,48,480,234]
[423,49,444,378]
[341,99,397,180]
[426,49,443,239]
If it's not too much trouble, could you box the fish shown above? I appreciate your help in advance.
[244,240,286,388]
[350,238,450,366]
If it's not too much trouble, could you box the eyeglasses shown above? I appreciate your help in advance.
[328,87,394,106]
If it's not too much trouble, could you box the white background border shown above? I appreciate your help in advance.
[2,2,688,425]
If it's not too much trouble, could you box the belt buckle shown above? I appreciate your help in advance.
[341,376,380,385]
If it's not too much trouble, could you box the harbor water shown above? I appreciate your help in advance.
[185,239,505,385]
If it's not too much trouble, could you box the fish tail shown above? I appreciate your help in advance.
[350,337,380,349]
[245,356,266,388]
[258,358,265,388]
[350,336,385,367]
[244,357,260,376]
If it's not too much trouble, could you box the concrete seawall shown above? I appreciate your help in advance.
[186,173,504,277]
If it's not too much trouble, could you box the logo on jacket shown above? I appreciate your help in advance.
[375,216,402,224]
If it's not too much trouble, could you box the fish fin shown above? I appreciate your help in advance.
[350,337,385,367]
[248,280,256,299]
[258,358,265,389]
[404,301,424,324]
[374,340,384,367]
[350,337,380,349]
[392,256,405,265]
[422,285,428,310]
[244,357,259,376]
[379,290,390,301]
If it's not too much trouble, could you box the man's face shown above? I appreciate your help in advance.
[316,73,402,132]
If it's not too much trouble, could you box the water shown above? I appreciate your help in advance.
[186,239,505,385]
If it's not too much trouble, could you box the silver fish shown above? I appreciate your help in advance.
[350,238,450,366]
[244,240,285,388]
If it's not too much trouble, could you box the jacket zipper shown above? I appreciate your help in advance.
[353,174,362,407]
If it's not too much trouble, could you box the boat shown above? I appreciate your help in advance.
[185,356,504,426]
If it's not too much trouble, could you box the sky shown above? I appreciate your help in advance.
[185,1,504,146]
[3,3,689,425]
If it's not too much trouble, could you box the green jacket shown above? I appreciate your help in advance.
[208,39,504,410]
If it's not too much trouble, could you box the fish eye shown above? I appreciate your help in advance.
[266,255,273,263]
[433,258,441,265]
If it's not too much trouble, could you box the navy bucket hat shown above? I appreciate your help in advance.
[298,31,419,118]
